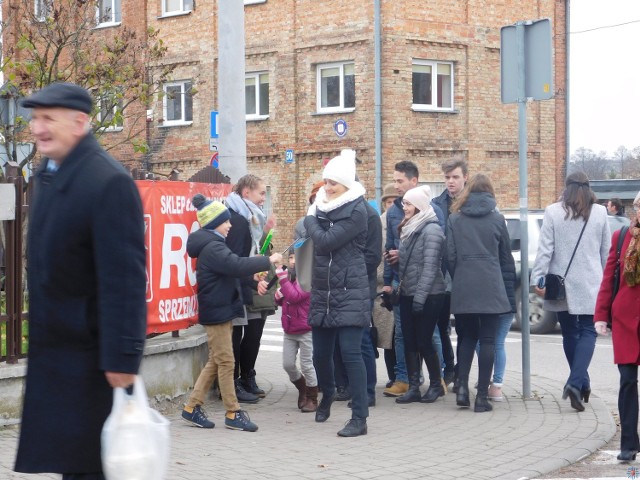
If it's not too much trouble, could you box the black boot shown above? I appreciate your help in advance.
[337,418,367,437]
[421,353,445,403]
[474,393,493,412]
[235,379,260,404]
[242,369,266,398]
[315,393,336,423]
[456,381,470,407]
[396,352,422,404]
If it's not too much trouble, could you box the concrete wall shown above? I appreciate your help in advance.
[0,327,209,425]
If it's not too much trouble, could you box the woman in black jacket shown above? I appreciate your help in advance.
[447,174,516,412]
[304,149,371,437]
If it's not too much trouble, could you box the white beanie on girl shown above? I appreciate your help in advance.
[322,149,356,189]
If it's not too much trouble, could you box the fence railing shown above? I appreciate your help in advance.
[1,162,28,364]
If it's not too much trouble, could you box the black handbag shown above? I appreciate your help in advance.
[544,218,588,301]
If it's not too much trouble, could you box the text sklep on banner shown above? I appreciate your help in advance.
[136,181,233,334]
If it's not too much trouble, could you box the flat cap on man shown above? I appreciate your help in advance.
[21,82,93,114]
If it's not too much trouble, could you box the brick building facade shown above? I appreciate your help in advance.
[4,0,567,247]
[144,0,567,243]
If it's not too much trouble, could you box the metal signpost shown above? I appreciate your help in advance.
[501,18,553,398]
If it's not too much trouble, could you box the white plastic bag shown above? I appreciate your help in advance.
[101,376,170,480]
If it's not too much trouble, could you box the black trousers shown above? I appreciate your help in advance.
[233,313,267,379]
[437,293,456,374]
[618,364,640,451]
[455,313,499,396]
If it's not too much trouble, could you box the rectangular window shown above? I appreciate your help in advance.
[245,72,269,119]
[162,0,193,16]
[96,0,121,25]
[34,0,52,21]
[316,62,355,113]
[96,92,124,131]
[163,80,193,125]
[412,60,454,111]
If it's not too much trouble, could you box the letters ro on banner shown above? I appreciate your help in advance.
[136,181,233,334]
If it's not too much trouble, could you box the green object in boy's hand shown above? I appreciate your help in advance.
[260,229,274,255]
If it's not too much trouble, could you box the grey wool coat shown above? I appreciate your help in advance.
[304,196,371,329]
[530,202,611,315]
[398,220,447,308]
[447,192,516,315]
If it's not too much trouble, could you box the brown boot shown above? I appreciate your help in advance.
[292,376,307,409]
[301,386,318,412]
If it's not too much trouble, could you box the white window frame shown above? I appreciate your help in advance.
[95,0,121,27]
[161,0,193,17]
[245,72,269,121]
[162,80,193,127]
[95,92,124,132]
[34,0,52,22]
[411,60,454,112]
[316,61,355,114]
[244,0,266,4]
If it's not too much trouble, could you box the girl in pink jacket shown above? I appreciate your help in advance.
[275,252,318,412]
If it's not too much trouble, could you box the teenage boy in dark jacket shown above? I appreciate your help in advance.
[181,194,282,432]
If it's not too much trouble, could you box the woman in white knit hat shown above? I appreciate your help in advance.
[393,185,448,404]
[304,149,371,437]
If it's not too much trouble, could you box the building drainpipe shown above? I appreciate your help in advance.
[565,0,570,178]
[374,0,382,208]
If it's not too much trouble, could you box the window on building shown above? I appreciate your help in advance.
[96,0,121,26]
[162,0,193,16]
[317,62,355,113]
[245,72,269,119]
[163,80,193,125]
[95,91,124,131]
[412,60,453,111]
[34,0,52,21]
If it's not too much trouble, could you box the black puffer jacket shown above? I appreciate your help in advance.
[304,196,371,328]
[447,192,516,315]
[187,229,270,325]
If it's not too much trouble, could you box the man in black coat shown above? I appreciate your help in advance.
[15,83,147,479]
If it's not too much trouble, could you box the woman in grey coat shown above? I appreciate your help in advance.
[394,186,447,404]
[448,174,516,413]
[531,172,610,412]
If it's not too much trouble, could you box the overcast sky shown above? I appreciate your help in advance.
[570,1,640,156]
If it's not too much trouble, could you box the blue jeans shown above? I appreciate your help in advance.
[312,326,369,419]
[361,326,377,399]
[556,311,596,391]
[392,280,408,383]
[492,313,513,384]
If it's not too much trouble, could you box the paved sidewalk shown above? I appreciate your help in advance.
[0,319,616,480]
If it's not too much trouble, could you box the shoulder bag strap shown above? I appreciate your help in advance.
[563,216,589,277]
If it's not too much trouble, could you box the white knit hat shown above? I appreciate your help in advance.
[403,185,433,212]
[322,149,356,189]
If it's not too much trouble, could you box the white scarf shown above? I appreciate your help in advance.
[312,182,367,214]
[400,209,437,242]
[226,191,267,252]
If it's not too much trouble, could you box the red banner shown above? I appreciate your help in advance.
[136,181,233,334]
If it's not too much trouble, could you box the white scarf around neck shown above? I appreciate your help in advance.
[313,182,366,214]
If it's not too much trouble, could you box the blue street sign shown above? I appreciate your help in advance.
[210,111,219,138]
[285,149,294,164]
[334,119,348,137]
